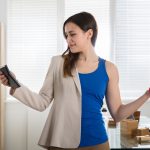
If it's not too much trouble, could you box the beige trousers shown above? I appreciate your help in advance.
[47,141,110,150]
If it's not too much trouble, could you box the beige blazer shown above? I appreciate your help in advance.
[11,55,82,149]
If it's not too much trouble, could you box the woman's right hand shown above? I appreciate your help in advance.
[0,72,9,87]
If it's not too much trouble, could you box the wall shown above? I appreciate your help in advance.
[1,0,150,149]
[5,101,51,150]
[5,102,27,150]
[0,0,6,23]
[5,99,150,150]
[0,0,6,150]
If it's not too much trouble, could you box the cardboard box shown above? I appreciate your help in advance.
[136,128,150,136]
[136,135,150,144]
[108,118,116,127]
[133,111,141,122]
[120,119,138,136]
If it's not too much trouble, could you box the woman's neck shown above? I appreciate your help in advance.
[78,48,98,62]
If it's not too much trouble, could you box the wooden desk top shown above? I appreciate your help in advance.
[107,116,150,149]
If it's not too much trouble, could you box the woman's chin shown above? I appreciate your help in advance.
[70,49,79,53]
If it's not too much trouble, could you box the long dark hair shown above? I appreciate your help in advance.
[62,12,98,77]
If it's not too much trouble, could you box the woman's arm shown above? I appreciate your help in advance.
[105,61,150,122]
[0,57,56,111]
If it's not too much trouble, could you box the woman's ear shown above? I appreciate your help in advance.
[87,29,93,39]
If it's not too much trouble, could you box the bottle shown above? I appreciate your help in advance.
[102,107,109,129]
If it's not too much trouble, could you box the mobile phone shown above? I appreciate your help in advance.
[0,65,20,88]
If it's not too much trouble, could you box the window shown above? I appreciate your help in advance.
[6,0,111,101]
[113,0,150,99]
[7,0,58,101]
[64,0,111,59]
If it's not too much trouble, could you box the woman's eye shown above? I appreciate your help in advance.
[70,34,76,36]
[65,33,76,39]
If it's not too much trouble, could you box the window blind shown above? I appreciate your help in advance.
[7,0,58,100]
[114,0,150,99]
[6,0,111,101]
[64,0,111,60]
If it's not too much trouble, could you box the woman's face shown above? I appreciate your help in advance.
[64,22,90,53]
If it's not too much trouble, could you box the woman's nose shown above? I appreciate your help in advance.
[66,36,72,43]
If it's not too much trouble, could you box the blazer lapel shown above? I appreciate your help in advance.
[72,67,81,95]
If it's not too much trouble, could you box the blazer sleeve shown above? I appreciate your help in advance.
[10,56,55,111]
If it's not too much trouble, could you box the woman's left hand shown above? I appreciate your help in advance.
[145,88,150,98]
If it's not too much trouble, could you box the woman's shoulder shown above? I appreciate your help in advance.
[105,60,119,79]
[51,54,64,61]
[50,55,64,64]
[105,60,117,70]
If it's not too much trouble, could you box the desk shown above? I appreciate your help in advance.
[107,116,150,149]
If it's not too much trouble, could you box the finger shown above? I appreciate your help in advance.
[0,74,4,79]
[1,76,7,81]
[2,79,9,86]
[3,80,9,85]
[2,78,8,84]
[146,88,150,95]
[0,73,5,79]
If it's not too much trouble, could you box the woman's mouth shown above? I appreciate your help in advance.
[69,44,75,48]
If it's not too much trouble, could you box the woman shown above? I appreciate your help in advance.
[0,12,150,150]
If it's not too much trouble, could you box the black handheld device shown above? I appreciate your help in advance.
[0,65,20,88]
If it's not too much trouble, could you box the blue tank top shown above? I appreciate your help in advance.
[78,57,109,147]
